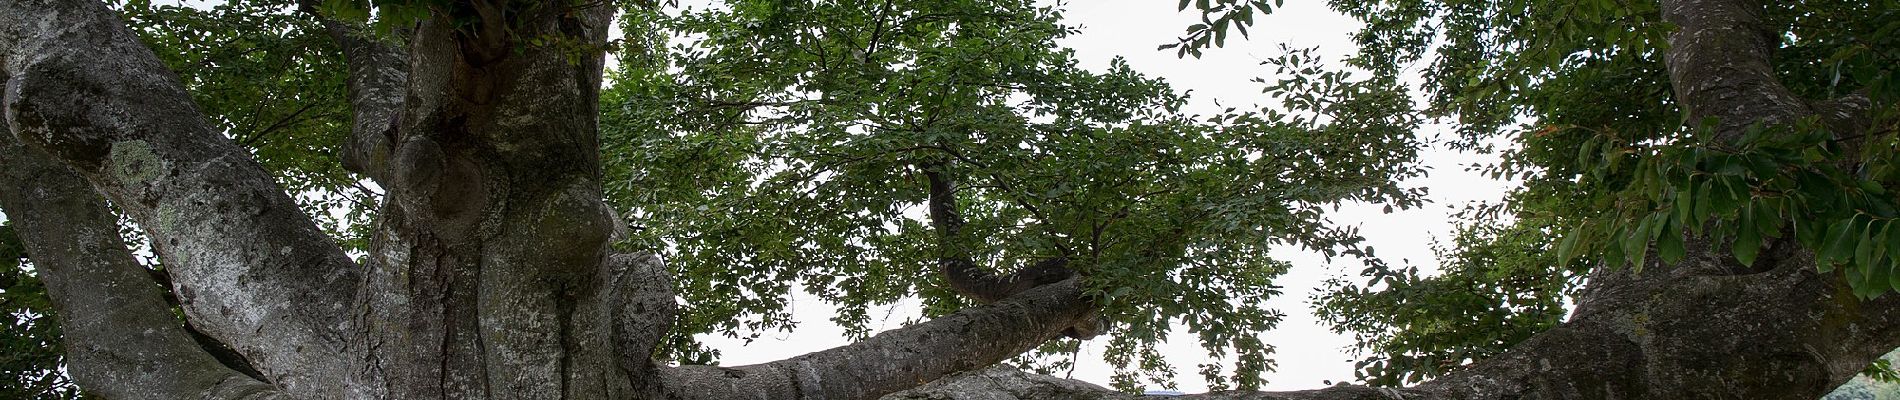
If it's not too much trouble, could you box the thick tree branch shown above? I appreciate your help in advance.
[609,252,678,397]
[886,365,1416,399]
[889,240,1900,400]
[1660,0,1810,135]
[1410,239,1900,399]
[922,163,1073,303]
[0,131,282,399]
[923,163,1097,338]
[662,276,1096,400]
[296,0,407,182]
[0,0,356,394]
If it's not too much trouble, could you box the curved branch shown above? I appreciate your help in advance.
[923,163,1096,338]
[922,163,1075,302]
[608,252,677,396]
[296,0,407,182]
[661,276,1095,400]
[887,365,1417,399]
[0,0,356,393]
[891,241,1900,400]
[0,131,283,399]
[1660,0,1810,134]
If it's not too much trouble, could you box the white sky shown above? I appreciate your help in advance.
[695,0,1518,393]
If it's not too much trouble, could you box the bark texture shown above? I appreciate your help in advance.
[2,0,356,395]
[0,121,283,400]
[296,0,408,183]
[661,277,1094,400]
[895,240,1900,400]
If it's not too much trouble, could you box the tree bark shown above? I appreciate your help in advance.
[2,0,357,395]
[0,120,284,400]
[338,1,636,397]
[295,0,408,183]
[664,277,1094,400]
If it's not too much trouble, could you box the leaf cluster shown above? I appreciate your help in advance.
[598,0,1426,390]
[1315,212,1585,385]
[0,224,84,400]
[1305,0,1900,385]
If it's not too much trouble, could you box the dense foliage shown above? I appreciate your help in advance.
[0,224,79,400]
[597,0,1424,390]
[1191,0,1900,386]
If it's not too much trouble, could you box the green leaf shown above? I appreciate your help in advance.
[1625,215,1660,269]
[1673,187,1694,228]
[1753,201,1783,239]
[1693,181,1714,230]
[1734,218,1761,267]
[1556,228,1583,263]
[1823,217,1862,266]
[1888,260,1900,294]
[1866,264,1891,299]
[1658,225,1686,265]
[1858,220,1881,273]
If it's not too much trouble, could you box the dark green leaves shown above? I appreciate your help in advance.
[1316,0,1898,385]
[1316,219,1582,386]
[1555,118,1900,297]
[600,0,1423,390]
[0,223,81,400]
[1162,0,1277,58]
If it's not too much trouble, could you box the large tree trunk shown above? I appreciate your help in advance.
[1,0,1894,399]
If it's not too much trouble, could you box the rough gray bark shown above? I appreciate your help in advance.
[1,0,1894,398]
[1661,0,1809,134]
[662,277,1094,400]
[885,366,1408,400]
[896,240,1900,400]
[1,0,356,395]
[338,1,635,396]
[0,120,283,400]
[295,0,407,183]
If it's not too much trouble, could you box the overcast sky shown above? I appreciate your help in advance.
[695,0,1518,392]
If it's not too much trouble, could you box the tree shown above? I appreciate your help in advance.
[0,0,1896,400]
[4,0,1412,397]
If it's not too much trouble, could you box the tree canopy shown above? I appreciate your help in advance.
[0,0,1896,398]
